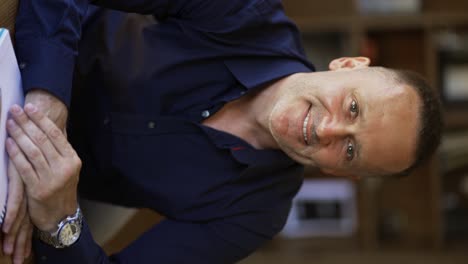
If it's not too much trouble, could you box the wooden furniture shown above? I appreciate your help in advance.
[0,0,17,33]
[282,0,468,250]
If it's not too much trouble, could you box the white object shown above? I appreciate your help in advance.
[443,65,468,100]
[0,28,24,223]
[357,0,421,14]
[281,179,357,238]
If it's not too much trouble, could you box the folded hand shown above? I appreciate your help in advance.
[5,104,81,232]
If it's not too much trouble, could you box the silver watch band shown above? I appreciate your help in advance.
[36,207,83,249]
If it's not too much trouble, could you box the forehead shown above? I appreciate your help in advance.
[355,80,420,176]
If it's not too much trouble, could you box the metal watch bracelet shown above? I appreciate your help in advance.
[36,207,83,249]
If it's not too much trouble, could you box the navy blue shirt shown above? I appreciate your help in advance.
[15,0,315,263]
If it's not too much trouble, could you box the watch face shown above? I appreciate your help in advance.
[58,222,81,246]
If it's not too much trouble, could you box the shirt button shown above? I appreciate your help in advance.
[19,62,27,70]
[148,121,156,129]
[201,110,210,118]
[103,118,110,126]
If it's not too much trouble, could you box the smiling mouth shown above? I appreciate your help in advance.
[303,109,311,145]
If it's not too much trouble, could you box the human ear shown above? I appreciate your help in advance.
[329,57,371,71]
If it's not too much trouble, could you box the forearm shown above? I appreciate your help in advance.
[15,0,191,111]
[15,0,88,108]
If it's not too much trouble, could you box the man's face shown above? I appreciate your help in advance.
[268,58,420,178]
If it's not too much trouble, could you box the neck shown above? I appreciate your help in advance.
[203,77,288,149]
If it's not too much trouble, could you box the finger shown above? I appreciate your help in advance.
[13,216,31,264]
[2,160,24,234]
[24,222,33,259]
[10,105,61,165]
[5,138,39,188]
[24,104,74,157]
[6,118,50,177]
[3,199,26,256]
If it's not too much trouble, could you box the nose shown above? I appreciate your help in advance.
[316,120,350,145]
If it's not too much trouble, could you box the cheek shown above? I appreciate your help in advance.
[271,110,290,137]
[270,102,295,138]
[310,147,342,168]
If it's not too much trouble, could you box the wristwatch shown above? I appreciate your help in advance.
[36,207,83,248]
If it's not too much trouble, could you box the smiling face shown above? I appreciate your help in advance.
[267,59,421,178]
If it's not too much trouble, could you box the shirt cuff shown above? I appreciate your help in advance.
[15,38,76,108]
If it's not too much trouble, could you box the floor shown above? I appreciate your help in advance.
[240,250,468,264]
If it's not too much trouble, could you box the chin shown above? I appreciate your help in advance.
[278,143,315,166]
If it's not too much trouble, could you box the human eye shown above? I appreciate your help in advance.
[346,142,355,161]
[349,99,359,117]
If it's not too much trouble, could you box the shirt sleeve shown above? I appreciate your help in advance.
[34,204,291,264]
[15,0,241,107]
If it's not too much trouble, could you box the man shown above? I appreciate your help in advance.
[2,0,442,263]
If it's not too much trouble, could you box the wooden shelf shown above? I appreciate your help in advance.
[361,13,468,30]
[444,109,468,130]
[292,13,468,33]
[0,0,17,33]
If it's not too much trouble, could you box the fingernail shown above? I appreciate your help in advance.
[2,222,11,233]
[7,119,17,129]
[10,105,21,115]
[3,241,12,255]
[25,103,37,113]
[5,137,15,149]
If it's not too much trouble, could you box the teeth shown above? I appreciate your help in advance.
[303,112,310,145]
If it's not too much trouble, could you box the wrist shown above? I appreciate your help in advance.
[36,207,83,249]
[35,204,79,232]
[25,88,68,130]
